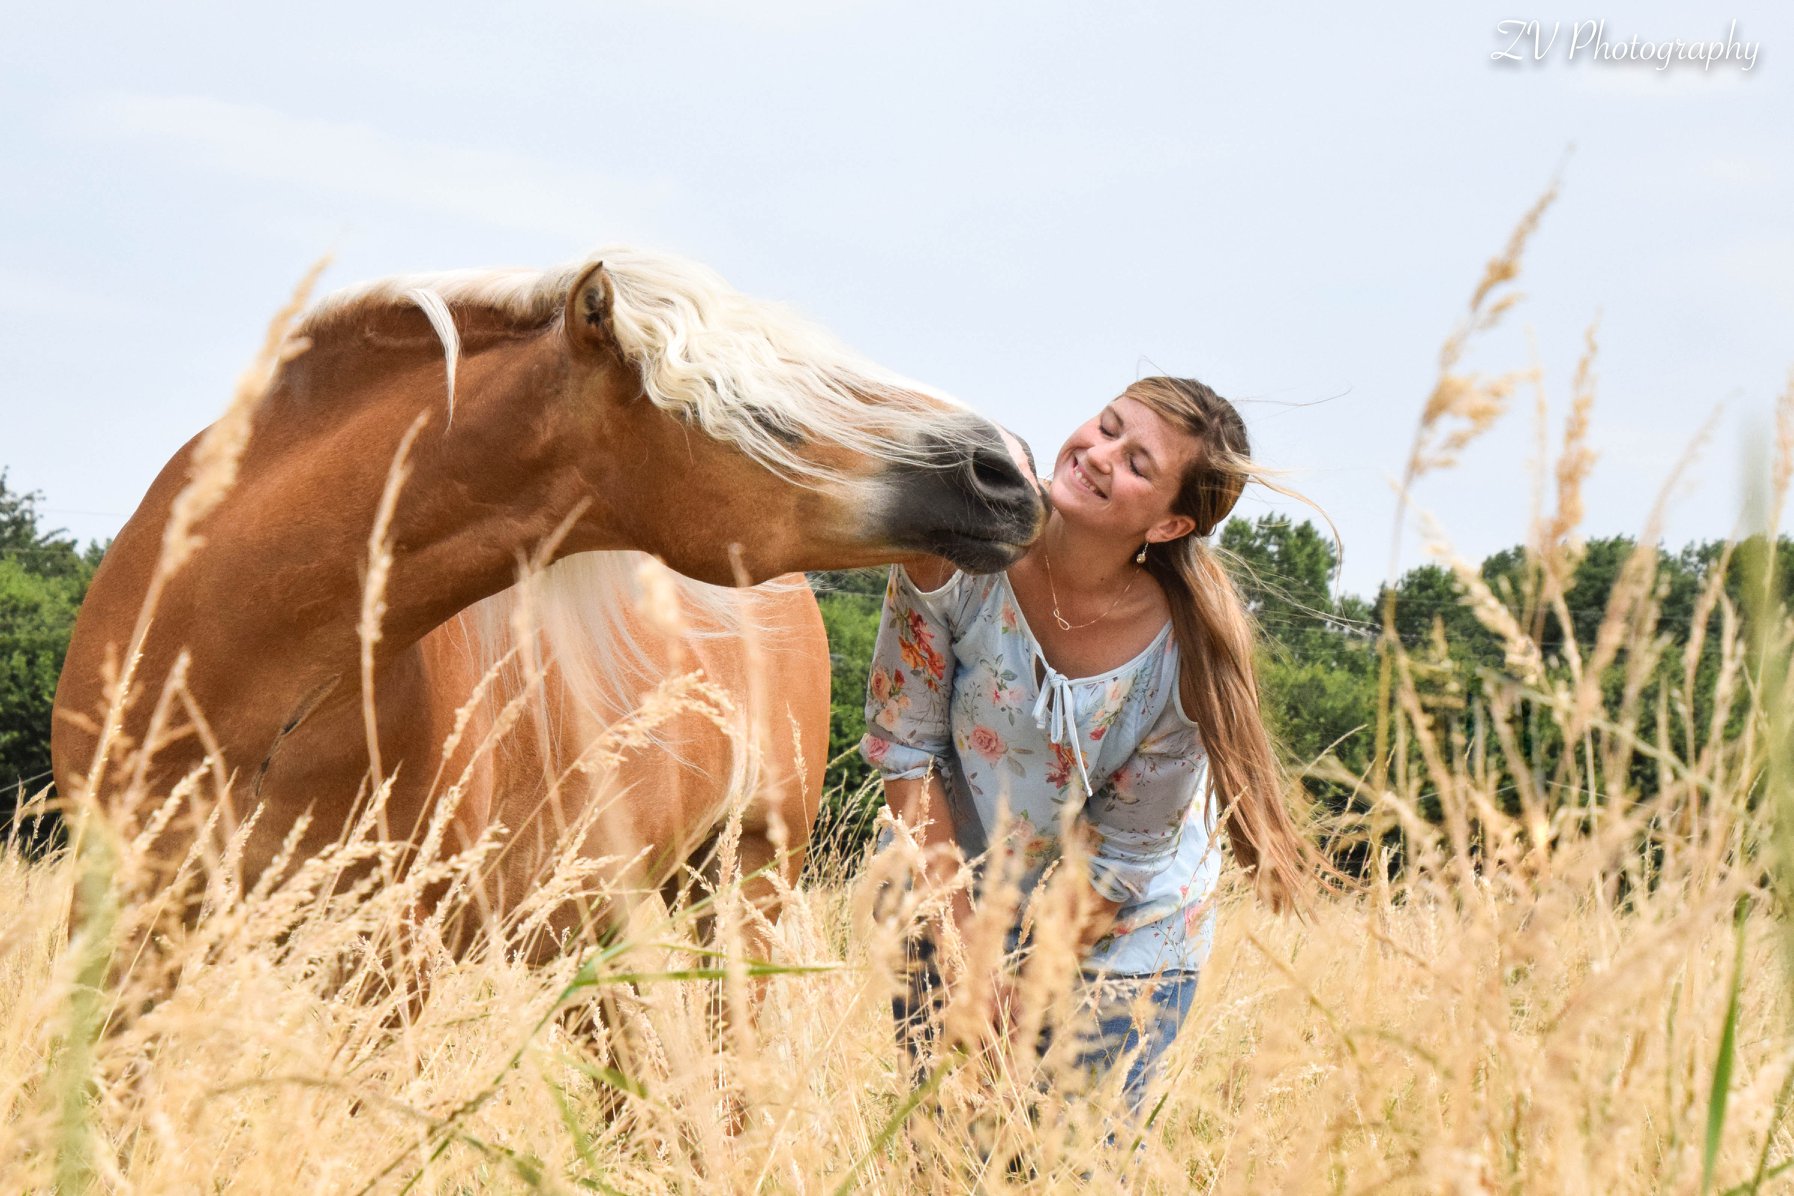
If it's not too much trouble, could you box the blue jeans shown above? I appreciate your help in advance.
[891,934,1200,1117]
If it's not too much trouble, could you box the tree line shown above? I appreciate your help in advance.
[1,473,104,813]
[811,514,1793,869]
[6,470,1789,869]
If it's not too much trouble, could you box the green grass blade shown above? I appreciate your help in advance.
[1740,1060,1794,1195]
[49,829,117,1194]
[830,1046,968,1196]
[1720,1156,1794,1196]
[1702,893,1753,1194]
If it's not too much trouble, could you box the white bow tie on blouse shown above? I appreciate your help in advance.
[1029,650,1095,798]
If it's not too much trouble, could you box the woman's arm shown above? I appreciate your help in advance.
[858,560,970,932]
[881,772,977,959]
[886,772,1120,1017]
[1079,712,1212,939]
[888,770,1118,1046]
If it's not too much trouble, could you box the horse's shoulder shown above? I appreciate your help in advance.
[753,577,830,668]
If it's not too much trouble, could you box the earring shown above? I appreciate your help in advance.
[1135,542,1149,565]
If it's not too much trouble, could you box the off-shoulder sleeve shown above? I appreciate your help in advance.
[857,565,970,781]
[1082,703,1211,904]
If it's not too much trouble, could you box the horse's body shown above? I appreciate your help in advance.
[411,566,831,956]
[52,247,1043,957]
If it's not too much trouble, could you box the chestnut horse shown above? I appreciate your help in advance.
[51,246,1044,963]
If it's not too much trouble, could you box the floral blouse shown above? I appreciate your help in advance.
[859,564,1223,976]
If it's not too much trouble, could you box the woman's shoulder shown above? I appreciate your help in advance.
[1116,629,1201,753]
[887,561,1001,636]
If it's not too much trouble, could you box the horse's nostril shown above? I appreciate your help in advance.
[971,449,1017,493]
[911,426,1042,518]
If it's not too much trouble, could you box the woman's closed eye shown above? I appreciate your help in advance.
[1098,416,1147,476]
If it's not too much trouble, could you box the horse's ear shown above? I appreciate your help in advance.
[564,261,617,356]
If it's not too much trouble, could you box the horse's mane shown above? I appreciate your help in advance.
[455,551,799,778]
[300,246,953,760]
[300,244,981,486]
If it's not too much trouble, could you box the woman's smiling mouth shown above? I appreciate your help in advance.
[1070,452,1107,499]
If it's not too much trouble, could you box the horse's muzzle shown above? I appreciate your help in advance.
[877,423,1048,573]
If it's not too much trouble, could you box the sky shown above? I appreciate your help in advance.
[2,1,1789,601]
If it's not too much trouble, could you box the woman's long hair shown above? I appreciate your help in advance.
[1129,376,1345,917]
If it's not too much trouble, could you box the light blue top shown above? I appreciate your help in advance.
[858,563,1222,975]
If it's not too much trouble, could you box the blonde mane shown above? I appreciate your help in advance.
[302,244,982,486]
[456,551,799,776]
[302,246,959,759]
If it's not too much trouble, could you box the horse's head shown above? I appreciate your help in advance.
[547,251,1046,586]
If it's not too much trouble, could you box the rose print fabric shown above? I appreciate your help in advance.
[859,565,1223,976]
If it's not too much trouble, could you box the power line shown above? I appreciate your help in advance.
[4,768,54,793]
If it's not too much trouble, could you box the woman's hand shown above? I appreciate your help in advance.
[1072,879,1127,954]
[942,963,1026,1057]
[884,774,977,931]
[990,972,1028,1047]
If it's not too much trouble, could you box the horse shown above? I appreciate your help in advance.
[50,246,1045,971]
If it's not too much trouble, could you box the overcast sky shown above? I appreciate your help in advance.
[3,1,1788,600]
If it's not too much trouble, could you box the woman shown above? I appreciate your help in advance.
[859,375,1333,1118]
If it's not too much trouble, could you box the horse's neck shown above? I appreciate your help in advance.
[227,324,613,657]
[273,303,543,419]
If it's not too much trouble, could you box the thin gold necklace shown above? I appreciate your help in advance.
[1042,543,1139,631]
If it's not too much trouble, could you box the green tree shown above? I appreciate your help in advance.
[1220,513,1381,841]
[810,567,885,796]
[0,562,82,795]
[1221,512,1340,651]
[1373,563,1497,663]
[0,471,103,813]
[806,568,888,868]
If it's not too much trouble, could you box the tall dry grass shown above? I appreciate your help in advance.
[4,193,1794,1193]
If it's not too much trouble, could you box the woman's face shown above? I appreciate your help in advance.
[1049,392,1201,542]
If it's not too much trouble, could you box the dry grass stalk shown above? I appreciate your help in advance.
[1394,178,1559,521]
[357,410,430,796]
[1420,508,1547,689]
[10,214,1794,1191]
